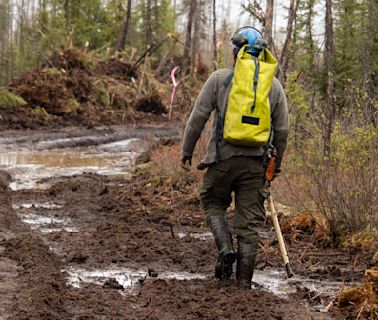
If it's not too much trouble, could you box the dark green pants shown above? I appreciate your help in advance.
[200,156,268,245]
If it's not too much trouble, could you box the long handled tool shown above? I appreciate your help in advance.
[264,147,293,278]
[268,192,294,278]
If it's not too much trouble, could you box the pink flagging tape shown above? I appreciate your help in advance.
[169,66,180,121]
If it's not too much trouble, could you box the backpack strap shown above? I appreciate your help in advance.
[213,70,234,163]
[223,69,234,87]
[215,109,223,163]
[251,57,260,113]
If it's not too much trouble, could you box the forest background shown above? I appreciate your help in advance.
[0,0,377,249]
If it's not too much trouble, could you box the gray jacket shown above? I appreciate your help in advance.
[181,68,289,169]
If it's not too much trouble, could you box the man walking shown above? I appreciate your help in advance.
[181,27,289,289]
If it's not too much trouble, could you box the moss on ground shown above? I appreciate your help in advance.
[0,87,27,109]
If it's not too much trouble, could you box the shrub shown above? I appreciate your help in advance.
[303,124,377,243]
[284,73,377,245]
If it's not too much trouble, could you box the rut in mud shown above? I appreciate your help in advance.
[0,128,372,319]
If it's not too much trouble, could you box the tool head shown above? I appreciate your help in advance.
[285,263,294,278]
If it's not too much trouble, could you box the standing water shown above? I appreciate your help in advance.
[0,138,141,190]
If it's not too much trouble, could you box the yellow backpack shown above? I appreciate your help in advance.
[223,45,278,146]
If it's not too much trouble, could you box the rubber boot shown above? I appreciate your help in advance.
[206,215,235,280]
[236,239,257,289]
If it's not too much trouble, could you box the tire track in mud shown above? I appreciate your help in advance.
[7,171,337,320]
[0,172,69,319]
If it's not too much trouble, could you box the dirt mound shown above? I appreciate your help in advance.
[11,68,93,116]
[10,49,97,117]
[48,48,89,71]
[0,49,169,129]
[94,57,137,79]
[0,173,68,319]
[49,173,108,197]
[4,235,68,319]
[135,93,167,115]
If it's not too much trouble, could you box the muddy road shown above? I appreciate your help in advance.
[0,126,370,319]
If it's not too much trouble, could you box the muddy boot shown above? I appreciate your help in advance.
[207,216,235,280]
[236,239,257,289]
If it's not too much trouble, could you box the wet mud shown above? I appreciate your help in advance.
[0,129,373,319]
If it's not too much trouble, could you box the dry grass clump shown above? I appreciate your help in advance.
[146,144,200,195]
[281,213,316,235]
[345,228,378,253]
[280,212,332,245]
[338,269,378,319]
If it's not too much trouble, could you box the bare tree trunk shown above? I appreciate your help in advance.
[183,0,197,74]
[366,0,377,125]
[19,0,26,58]
[9,3,13,83]
[39,0,48,33]
[154,0,158,31]
[324,0,335,155]
[212,0,217,71]
[146,0,152,47]
[116,0,132,52]
[0,0,11,84]
[277,0,299,83]
[191,1,201,73]
[307,0,314,53]
[265,0,274,50]
[64,0,72,30]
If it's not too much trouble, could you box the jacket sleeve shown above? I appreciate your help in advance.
[181,73,217,157]
[271,79,289,169]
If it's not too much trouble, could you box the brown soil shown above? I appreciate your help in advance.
[135,94,167,115]
[1,159,374,319]
[0,128,375,319]
[0,171,67,319]
[94,57,137,80]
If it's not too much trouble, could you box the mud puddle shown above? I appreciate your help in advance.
[0,138,141,190]
[12,202,63,210]
[176,232,213,240]
[63,264,354,305]
[12,202,79,234]
[254,269,358,302]
[20,213,79,234]
[64,267,208,293]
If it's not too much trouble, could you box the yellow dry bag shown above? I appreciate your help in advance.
[223,45,278,146]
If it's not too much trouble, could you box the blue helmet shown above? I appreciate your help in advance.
[232,26,263,55]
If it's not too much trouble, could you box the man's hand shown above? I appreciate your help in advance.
[272,168,281,181]
[180,155,192,171]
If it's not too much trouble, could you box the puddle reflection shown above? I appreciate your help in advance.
[0,138,141,190]
[63,266,357,301]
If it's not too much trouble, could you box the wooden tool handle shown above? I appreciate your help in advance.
[268,195,294,278]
